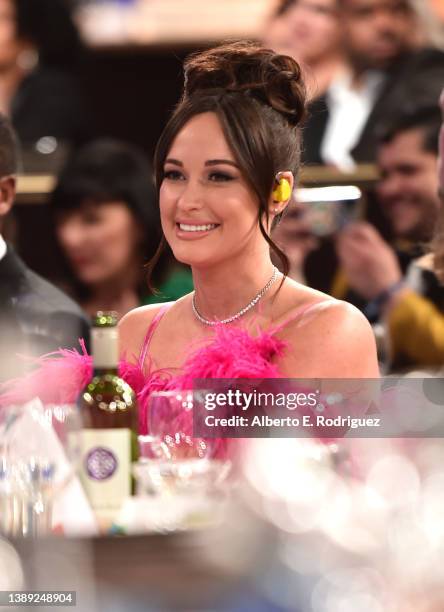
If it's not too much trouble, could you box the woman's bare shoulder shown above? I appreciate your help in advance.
[299,298,373,333]
[278,279,366,323]
[118,302,174,361]
[274,279,336,322]
[278,290,379,377]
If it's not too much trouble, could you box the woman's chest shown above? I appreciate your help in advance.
[146,324,294,385]
[146,323,214,372]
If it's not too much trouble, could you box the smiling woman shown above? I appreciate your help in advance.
[159,112,277,270]
[0,41,379,442]
[119,41,379,385]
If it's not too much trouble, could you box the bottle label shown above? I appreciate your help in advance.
[79,428,131,523]
[91,327,119,369]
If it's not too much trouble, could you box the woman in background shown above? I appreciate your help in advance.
[50,139,193,319]
[262,0,346,99]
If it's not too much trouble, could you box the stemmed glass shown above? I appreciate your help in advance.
[149,390,211,461]
[134,390,231,498]
[0,399,83,537]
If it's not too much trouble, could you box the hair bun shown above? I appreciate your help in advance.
[183,41,306,127]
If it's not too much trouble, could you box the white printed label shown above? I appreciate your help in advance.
[79,428,131,525]
[91,327,119,369]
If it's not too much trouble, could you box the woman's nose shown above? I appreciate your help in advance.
[176,180,205,211]
[57,219,84,249]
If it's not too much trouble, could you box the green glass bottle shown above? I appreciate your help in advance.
[78,311,137,529]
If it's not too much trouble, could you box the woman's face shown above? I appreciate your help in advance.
[159,112,265,270]
[55,201,142,286]
[0,0,24,70]
[265,0,341,65]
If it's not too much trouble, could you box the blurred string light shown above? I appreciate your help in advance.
[243,438,334,502]
[421,473,444,546]
[365,455,421,509]
[379,379,444,433]
[238,434,444,610]
[311,567,386,612]
[35,136,58,155]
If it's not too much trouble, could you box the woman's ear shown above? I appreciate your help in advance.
[0,176,16,218]
[269,171,294,217]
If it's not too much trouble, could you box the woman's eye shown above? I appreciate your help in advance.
[163,170,184,181]
[208,172,234,182]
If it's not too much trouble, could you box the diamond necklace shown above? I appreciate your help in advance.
[192,267,279,326]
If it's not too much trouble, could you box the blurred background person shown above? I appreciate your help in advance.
[303,0,444,169]
[263,0,347,99]
[0,114,89,382]
[432,0,444,22]
[376,107,441,247]
[0,0,89,149]
[409,0,444,50]
[335,104,442,370]
[374,89,444,371]
[434,90,444,279]
[49,139,193,319]
[335,106,441,313]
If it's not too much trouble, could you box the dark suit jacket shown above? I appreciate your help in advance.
[303,48,444,165]
[0,246,90,382]
[11,67,90,147]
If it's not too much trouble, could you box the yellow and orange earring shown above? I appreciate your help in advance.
[272,177,292,203]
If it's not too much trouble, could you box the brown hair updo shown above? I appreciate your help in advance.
[153,40,307,277]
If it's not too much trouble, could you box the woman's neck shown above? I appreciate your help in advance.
[192,255,277,322]
[82,272,141,319]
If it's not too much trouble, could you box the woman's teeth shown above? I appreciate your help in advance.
[178,223,218,232]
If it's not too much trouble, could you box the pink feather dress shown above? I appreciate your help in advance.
[0,304,293,437]
[0,300,376,460]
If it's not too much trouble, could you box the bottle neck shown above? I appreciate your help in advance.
[92,367,119,377]
[91,326,119,370]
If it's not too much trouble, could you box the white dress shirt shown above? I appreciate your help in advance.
[0,234,6,262]
[321,70,386,172]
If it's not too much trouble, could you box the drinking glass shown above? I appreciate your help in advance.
[149,390,211,461]
[0,400,82,537]
[133,390,232,499]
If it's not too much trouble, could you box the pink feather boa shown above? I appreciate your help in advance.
[0,326,287,443]
[0,339,93,406]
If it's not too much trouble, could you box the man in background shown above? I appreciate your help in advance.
[336,105,442,369]
[336,105,441,314]
[0,114,89,382]
[303,0,444,169]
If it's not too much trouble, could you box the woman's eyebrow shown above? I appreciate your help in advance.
[164,158,239,168]
[205,159,239,168]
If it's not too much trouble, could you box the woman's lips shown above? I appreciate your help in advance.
[70,256,95,268]
[175,222,220,239]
